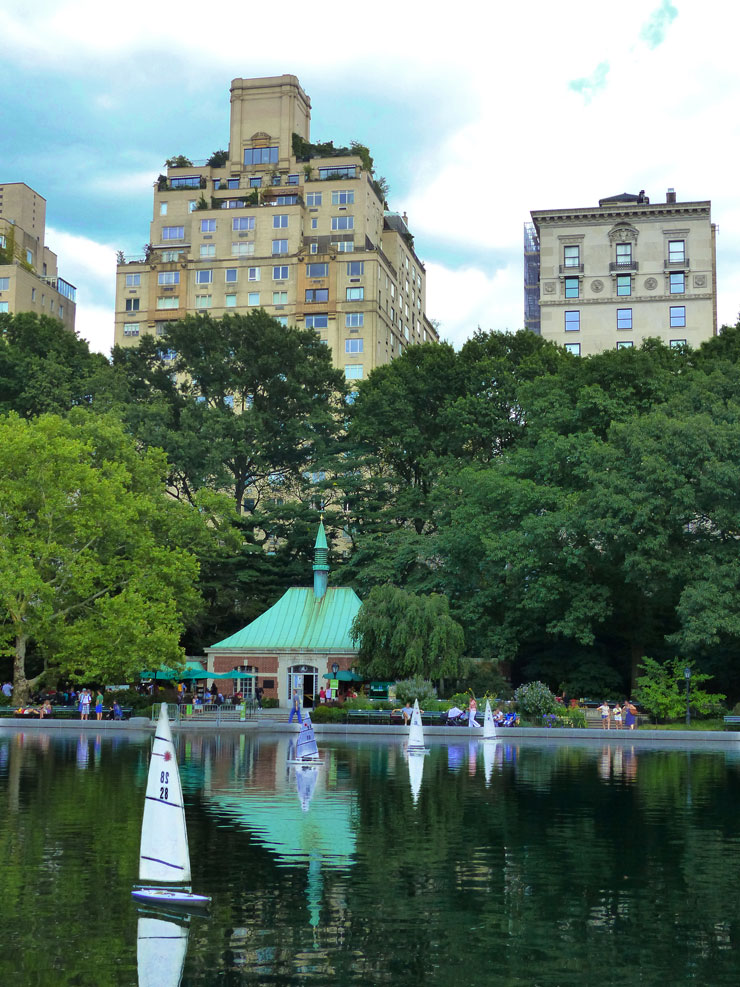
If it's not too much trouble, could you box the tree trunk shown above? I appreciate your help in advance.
[13,633,30,705]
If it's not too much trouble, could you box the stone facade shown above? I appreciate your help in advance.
[529,190,717,355]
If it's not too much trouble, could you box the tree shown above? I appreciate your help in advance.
[635,657,725,721]
[0,412,205,700]
[350,584,464,680]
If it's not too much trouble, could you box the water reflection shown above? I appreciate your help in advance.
[137,913,188,987]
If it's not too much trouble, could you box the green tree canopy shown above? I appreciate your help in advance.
[350,584,464,680]
[0,412,206,699]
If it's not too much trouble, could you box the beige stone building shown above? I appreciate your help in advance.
[527,189,717,355]
[114,74,437,381]
[0,183,76,331]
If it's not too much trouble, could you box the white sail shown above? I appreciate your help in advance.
[295,714,320,761]
[408,749,424,804]
[139,704,191,884]
[137,915,189,987]
[408,699,428,751]
[482,700,497,740]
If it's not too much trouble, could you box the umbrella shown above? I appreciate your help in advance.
[322,670,364,682]
[139,660,207,680]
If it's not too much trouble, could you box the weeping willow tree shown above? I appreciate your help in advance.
[350,584,464,680]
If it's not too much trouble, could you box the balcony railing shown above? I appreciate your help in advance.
[609,260,639,272]
[559,264,584,274]
[664,257,689,269]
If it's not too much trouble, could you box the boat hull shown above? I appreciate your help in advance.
[132,887,211,910]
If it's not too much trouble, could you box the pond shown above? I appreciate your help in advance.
[1,728,739,986]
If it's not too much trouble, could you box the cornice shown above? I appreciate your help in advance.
[540,292,715,307]
[532,202,711,227]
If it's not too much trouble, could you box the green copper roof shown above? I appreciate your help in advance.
[210,586,361,652]
[313,521,329,572]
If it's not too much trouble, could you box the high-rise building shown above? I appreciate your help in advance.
[0,183,76,330]
[526,189,717,355]
[114,75,438,380]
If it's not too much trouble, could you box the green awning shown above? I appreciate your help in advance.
[322,670,364,682]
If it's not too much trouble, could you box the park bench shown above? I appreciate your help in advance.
[0,705,133,720]
[345,709,447,726]
[723,716,740,729]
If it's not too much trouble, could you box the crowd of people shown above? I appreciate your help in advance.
[596,700,639,730]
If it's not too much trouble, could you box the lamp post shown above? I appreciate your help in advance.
[684,666,692,726]
[331,662,339,677]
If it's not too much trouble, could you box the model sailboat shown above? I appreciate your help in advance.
[287,712,322,766]
[482,700,498,740]
[407,699,430,755]
[132,703,211,909]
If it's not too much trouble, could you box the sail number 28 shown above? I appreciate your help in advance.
[160,770,170,800]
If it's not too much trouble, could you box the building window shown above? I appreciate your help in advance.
[225,269,238,283]
[670,305,686,327]
[564,310,580,331]
[564,277,579,299]
[31,287,36,301]
[0,276,10,291]
[334,240,354,252]
[309,243,318,254]
[616,243,632,265]
[244,146,278,166]
[170,176,201,189]
[156,296,179,309]
[26,249,33,265]
[273,266,289,280]
[345,338,363,353]
[564,342,581,355]
[319,166,356,179]
[232,242,255,255]
[563,245,580,268]
[125,274,140,287]
[162,226,185,240]
[311,218,318,230]
[617,308,632,330]
[616,341,633,349]
[332,190,355,205]
[248,292,260,306]
[670,272,685,294]
[305,314,328,329]
[125,298,140,311]
[161,250,181,262]
[196,269,213,284]
[249,177,262,188]
[195,295,212,308]
[668,240,685,263]
[123,323,140,336]
[305,288,328,302]
[346,312,364,328]
[160,202,168,216]
[158,271,180,285]
[272,239,288,255]
[275,316,288,326]
[247,267,260,282]
[347,262,364,276]
[331,216,354,231]
[670,338,687,348]
[345,364,364,379]
[306,193,322,206]
[275,195,298,205]
[200,219,216,233]
[0,302,9,313]
[346,286,364,300]
[200,244,216,258]
[616,275,631,296]
[272,215,288,229]
[273,291,288,304]
[225,294,237,307]
[233,217,254,232]
[306,263,328,278]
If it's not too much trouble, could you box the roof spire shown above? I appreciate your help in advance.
[313,520,329,599]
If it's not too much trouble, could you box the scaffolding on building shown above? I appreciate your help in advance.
[523,222,540,334]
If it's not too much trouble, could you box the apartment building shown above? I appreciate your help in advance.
[0,183,76,331]
[114,74,438,381]
[527,189,717,355]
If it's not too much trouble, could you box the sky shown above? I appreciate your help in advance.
[3,0,740,355]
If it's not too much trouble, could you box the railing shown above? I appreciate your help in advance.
[39,275,77,301]
[559,264,584,274]
[664,257,689,269]
[160,702,258,724]
[609,261,639,272]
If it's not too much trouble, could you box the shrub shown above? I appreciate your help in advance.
[310,705,345,723]
[555,706,587,728]
[394,676,438,706]
[342,697,374,710]
[514,681,560,718]
[261,697,278,708]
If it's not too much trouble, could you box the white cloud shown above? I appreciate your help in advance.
[425,261,522,349]
[46,226,116,355]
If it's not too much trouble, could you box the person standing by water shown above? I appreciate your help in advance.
[624,700,637,730]
[95,690,104,721]
[79,689,91,720]
[468,697,480,728]
[613,703,623,730]
[597,701,611,730]
[289,688,303,724]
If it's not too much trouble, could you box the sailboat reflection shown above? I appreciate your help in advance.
[408,748,425,805]
[137,912,189,987]
[295,762,320,812]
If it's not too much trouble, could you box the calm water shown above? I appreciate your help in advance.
[1,728,739,987]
